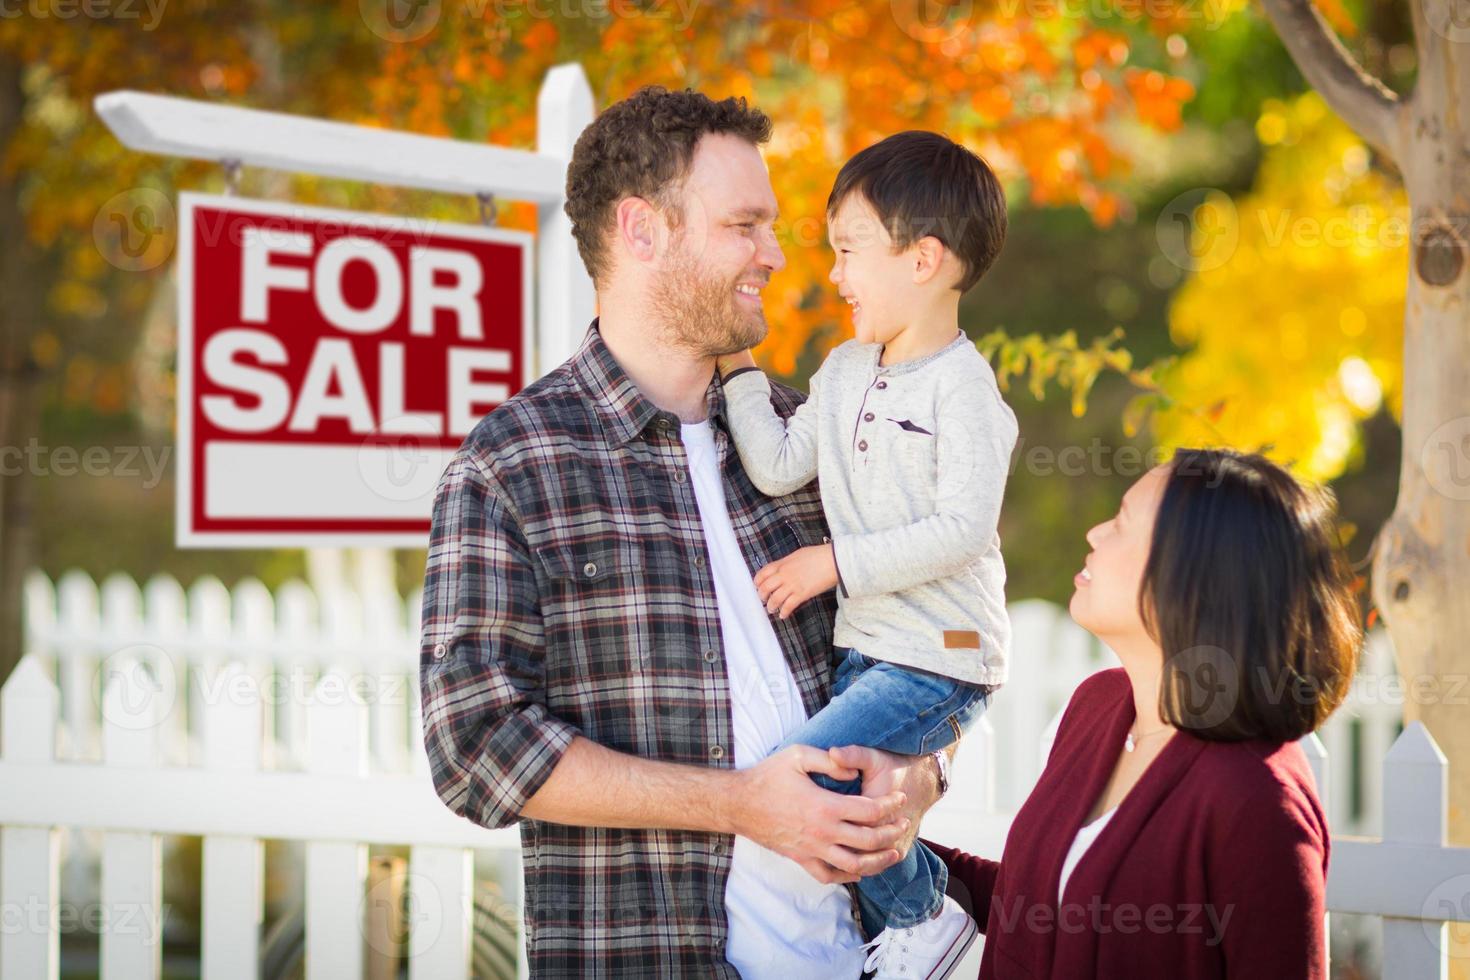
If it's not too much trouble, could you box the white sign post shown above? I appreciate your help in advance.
[95,63,596,551]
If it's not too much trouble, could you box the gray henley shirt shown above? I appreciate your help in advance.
[723,332,1018,688]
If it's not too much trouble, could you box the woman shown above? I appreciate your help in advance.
[929,448,1361,978]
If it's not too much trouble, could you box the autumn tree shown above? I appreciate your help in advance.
[0,0,1202,686]
[1238,0,1470,880]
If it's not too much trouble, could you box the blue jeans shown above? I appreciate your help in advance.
[776,648,991,930]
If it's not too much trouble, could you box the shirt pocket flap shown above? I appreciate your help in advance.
[535,538,640,585]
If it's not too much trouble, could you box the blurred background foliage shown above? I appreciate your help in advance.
[0,0,1413,605]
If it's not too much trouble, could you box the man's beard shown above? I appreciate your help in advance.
[649,239,769,357]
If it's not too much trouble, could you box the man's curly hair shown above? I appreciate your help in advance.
[564,86,773,286]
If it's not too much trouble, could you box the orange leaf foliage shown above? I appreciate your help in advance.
[4,0,1198,375]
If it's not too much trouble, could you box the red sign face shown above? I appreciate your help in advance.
[177,193,532,547]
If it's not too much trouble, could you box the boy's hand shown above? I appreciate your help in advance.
[716,349,758,378]
[754,544,838,619]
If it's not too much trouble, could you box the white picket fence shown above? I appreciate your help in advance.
[0,569,1466,977]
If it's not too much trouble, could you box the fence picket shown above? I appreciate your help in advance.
[23,570,56,655]
[142,575,190,768]
[231,578,276,768]
[276,581,319,771]
[1,656,62,980]
[57,570,101,762]
[1301,732,1329,809]
[407,845,474,980]
[100,653,163,980]
[200,662,264,980]
[1380,722,1448,978]
[305,666,369,978]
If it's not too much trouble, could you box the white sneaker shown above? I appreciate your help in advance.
[861,895,978,980]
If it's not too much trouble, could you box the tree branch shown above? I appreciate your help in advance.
[1257,0,1404,164]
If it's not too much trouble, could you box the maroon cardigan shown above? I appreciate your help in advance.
[927,668,1328,979]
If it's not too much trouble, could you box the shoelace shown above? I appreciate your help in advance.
[861,929,899,974]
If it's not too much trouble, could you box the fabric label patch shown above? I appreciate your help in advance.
[943,630,982,649]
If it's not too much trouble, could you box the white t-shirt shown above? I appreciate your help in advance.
[1057,806,1117,902]
[682,421,866,979]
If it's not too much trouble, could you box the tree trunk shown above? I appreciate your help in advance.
[1369,2,1470,969]
[1257,0,1470,968]
[0,52,42,691]
[1369,0,1470,842]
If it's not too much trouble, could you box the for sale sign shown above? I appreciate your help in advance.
[177,193,532,547]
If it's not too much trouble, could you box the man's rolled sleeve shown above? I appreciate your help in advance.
[420,451,580,830]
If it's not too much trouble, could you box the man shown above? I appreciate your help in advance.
[420,86,949,978]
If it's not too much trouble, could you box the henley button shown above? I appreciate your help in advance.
[876,380,888,389]
[863,412,875,422]
[858,440,868,451]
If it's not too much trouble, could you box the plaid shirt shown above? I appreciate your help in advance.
[420,322,841,978]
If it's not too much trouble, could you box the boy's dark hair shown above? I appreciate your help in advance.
[1144,448,1362,743]
[564,86,773,286]
[826,131,1007,293]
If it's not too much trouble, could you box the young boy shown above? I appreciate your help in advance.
[717,130,1016,980]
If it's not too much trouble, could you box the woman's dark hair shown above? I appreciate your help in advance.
[826,130,1007,293]
[564,86,772,287]
[1142,448,1362,742]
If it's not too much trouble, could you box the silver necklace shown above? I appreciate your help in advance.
[1124,724,1172,753]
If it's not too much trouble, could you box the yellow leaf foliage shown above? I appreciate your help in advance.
[1154,92,1405,481]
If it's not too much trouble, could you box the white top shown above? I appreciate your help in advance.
[1057,807,1118,902]
[681,421,867,979]
[723,335,1018,687]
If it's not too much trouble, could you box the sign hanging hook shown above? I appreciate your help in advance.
[221,158,242,197]
[476,192,498,226]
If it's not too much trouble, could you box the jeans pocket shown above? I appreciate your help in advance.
[918,685,991,754]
